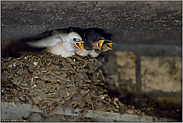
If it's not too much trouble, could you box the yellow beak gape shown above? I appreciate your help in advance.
[97,40,105,51]
[105,43,113,50]
[75,42,82,49]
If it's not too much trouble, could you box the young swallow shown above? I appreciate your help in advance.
[80,28,113,57]
[27,30,84,58]
[50,29,89,57]
[58,27,113,57]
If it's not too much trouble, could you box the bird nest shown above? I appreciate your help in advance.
[1,53,120,116]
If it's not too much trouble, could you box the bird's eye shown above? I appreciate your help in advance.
[73,38,76,41]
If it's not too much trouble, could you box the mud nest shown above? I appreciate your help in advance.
[1,53,122,116]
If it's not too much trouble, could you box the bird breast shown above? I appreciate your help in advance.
[45,42,75,58]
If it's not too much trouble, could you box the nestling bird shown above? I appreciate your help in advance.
[53,27,113,57]
[26,27,113,58]
[75,28,113,57]
[26,30,84,58]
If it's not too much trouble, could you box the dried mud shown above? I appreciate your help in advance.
[1,39,182,121]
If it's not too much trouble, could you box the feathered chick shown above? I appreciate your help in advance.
[66,27,113,57]
[27,30,84,58]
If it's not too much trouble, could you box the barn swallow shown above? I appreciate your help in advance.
[58,27,113,57]
[26,30,84,58]
[78,28,113,57]
[97,40,113,51]
[50,29,89,57]
[91,41,113,57]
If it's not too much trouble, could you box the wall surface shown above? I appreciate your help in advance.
[1,1,182,45]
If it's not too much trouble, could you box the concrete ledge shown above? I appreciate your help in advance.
[1,102,177,122]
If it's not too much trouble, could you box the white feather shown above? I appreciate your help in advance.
[63,42,75,52]
[62,32,83,52]
[45,42,75,58]
[27,35,62,48]
[26,31,83,58]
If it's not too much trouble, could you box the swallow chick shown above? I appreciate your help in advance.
[61,27,113,57]
[76,28,113,57]
[51,29,89,57]
[88,39,113,57]
[26,30,84,58]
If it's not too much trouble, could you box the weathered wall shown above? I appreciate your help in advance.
[1,1,182,45]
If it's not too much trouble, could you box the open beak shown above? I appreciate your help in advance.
[75,41,84,49]
[105,43,113,50]
[97,40,105,51]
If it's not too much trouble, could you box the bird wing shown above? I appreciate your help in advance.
[26,35,62,48]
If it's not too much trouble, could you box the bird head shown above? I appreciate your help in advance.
[94,37,113,52]
[67,32,85,50]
